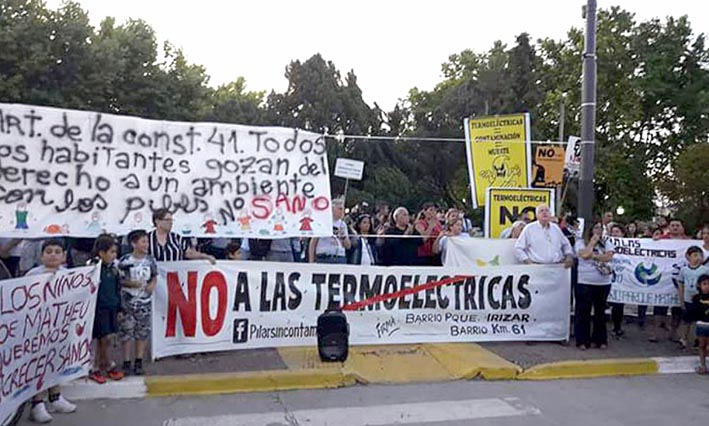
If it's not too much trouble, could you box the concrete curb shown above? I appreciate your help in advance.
[61,354,701,400]
[518,358,658,380]
[145,368,356,397]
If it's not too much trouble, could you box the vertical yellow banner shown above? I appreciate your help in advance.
[464,113,531,207]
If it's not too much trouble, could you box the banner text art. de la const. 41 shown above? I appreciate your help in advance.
[0,103,333,238]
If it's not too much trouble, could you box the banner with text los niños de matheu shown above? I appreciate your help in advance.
[606,238,700,307]
[151,261,570,358]
[0,103,332,238]
[0,266,99,422]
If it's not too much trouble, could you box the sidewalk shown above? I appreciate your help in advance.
[65,318,704,401]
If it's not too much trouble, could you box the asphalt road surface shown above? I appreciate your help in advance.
[18,374,708,426]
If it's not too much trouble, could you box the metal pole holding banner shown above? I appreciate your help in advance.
[578,0,597,231]
[343,178,349,205]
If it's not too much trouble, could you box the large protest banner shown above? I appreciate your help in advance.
[0,266,99,422]
[152,261,570,358]
[0,103,332,238]
[464,113,531,208]
[484,187,554,238]
[443,238,518,268]
[606,238,699,307]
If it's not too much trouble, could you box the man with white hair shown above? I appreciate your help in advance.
[378,206,422,266]
[514,204,574,268]
[308,197,351,264]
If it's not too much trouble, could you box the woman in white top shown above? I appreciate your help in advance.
[574,222,615,350]
[350,214,377,265]
[433,218,470,264]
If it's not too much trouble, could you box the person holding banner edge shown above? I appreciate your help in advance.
[514,204,574,269]
[25,240,76,423]
[574,222,615,350]
[148,208,216,264]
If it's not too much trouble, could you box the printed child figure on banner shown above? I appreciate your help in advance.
[270,208,287,234]
[130,212,145,228]
[202,213,218,234]
[238,210,252,231]
[15,202,30,230]
[86,211,104,234]
[300,209,314,233]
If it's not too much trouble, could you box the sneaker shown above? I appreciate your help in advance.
[88,370,108,384]
[107,368,125,381]
[30,402,53,423]
[48,395,76,414]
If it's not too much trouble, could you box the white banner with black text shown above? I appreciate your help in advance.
[152,261,570,358]
[606,238,699,307]
[0,103,332,238]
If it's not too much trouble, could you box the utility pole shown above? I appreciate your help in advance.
[578,0,597,233]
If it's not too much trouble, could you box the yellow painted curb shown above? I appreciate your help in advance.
[145,368,355,397]
[424,343,521,380]
[346,344,455,384]
[518,358,659,380]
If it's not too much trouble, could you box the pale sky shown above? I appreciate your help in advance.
[46,0,708,111]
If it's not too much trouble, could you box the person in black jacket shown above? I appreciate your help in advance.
[88,234,126,384]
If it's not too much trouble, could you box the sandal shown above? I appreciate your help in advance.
[107,368,125,381]
[696,366,707,374]
[88,370,107,384]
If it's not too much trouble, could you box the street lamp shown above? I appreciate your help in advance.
[616,206,625,216]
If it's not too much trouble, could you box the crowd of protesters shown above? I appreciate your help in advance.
[1,203,708,422]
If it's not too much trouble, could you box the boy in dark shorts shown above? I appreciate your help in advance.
[118,230,158,376]
[89,234,125,384]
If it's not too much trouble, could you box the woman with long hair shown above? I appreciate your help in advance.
[574,222,615,349]
[350,214,378,265]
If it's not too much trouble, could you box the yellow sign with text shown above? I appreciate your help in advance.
[532,144,566,187]
[464,113,531,208]
[485,187,555,238]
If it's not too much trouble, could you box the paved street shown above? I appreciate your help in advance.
[18,375,708,426]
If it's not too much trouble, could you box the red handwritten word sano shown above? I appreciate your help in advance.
[251,193,329,219]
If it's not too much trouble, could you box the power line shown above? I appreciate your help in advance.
[322,133,569,145]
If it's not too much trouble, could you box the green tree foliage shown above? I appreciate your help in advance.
[659,144,709,231]
[1,1,706,221]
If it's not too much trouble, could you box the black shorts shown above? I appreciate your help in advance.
[93,307,119,339]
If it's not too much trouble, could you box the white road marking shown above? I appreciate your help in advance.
[163,397,540,426]
[653,356,698,374]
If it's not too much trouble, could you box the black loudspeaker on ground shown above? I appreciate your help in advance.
[316,310,349,362]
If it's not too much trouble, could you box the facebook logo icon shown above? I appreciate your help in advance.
[233,319,249,343]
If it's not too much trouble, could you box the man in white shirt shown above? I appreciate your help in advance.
[514,204,574,268]
[308,197,351,263]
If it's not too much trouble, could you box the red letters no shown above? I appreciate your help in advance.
[200,271,228,337]
[165,271,197,337]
